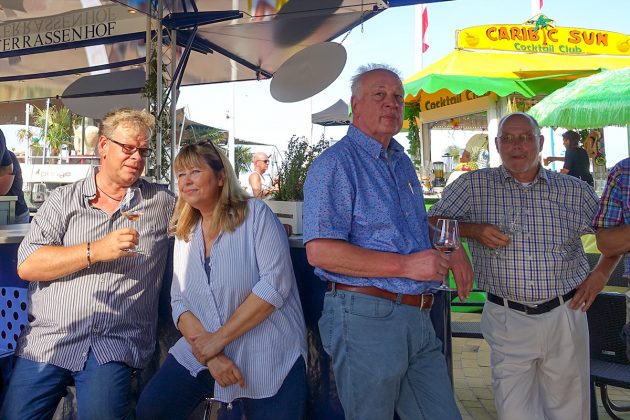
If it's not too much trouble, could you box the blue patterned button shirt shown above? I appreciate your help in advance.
[428,166,598,303]
[303,125,439,294]
[593,157,630,278]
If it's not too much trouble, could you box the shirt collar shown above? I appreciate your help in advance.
[499,164,549,185]
[347,124,403,159]
[83,167,98,200]
[82,167,144,200]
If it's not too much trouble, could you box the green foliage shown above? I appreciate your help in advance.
[406,103,421,169]
[31,106,80,155]
[273,136,328,201]
[141,49,172,181]
[214,142,253,177]
[233,146,253,177]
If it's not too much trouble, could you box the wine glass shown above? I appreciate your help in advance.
[432,219,460,291]
[491,210,522,258]
[120,187,143,253]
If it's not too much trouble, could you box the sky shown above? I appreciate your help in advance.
[177,0,630,167]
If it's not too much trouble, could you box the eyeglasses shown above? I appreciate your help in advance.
[256,160,270,164]
[108,138,153,157]
[496,134,539,145]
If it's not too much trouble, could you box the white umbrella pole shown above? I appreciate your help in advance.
[25,103,30,164]
[42,98,50,163]
[228,83,235,169]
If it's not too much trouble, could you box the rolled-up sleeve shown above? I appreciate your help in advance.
[252,201,295,308]
[18,188,66,266]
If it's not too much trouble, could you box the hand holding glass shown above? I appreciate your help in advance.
[120,187,143,253]
[491,210,522,257]
[432,219,460,290]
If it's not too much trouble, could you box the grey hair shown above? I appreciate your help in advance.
[498,112,542,136]
[350,64,402,97]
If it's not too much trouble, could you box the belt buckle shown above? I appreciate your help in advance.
[524,303,538,315]
[420,294,426,308]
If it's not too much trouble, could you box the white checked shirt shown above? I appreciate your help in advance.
[428,166,598,303]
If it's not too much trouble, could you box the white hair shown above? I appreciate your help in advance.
[498,112,542,137]
[350,64,402,97]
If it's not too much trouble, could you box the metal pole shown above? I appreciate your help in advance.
[25,103,30,164]
[155,0,164,183]
[228,83,235,169]
[42,98,50,164]
[81,117,86,155]
[145,3,153,174]
[170,28,177,191]
[227,0,238,170]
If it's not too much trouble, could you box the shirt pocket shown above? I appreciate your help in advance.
[535,201,580,255]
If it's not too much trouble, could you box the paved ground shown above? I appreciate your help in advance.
[451,312,630,419]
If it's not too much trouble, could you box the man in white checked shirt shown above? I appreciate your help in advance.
[1,108,175,420]
[429,112,620,420]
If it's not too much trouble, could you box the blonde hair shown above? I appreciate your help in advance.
[169,142,250,241]
[99,108,155,140]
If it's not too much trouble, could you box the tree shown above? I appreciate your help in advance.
[31,106,80,155]
[233,146,253,177]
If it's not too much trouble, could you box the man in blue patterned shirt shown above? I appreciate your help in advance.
[429,112,620,420]
[303,64,472,420]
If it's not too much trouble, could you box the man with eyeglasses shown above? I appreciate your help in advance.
[2,108,175,419]
[429,112,620,419]
[247,152,277,198]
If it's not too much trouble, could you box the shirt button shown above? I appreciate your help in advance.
[92,327,99,333]
[82,352,87,357]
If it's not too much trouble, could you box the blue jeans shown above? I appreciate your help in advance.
[0,351,133,420]
[319,289,461,420]
[136,354,306,420]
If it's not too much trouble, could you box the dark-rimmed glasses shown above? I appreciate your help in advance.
[108,138,153,157]
[256,159,270,164]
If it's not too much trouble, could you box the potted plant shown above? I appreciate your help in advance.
[267,135,328,235]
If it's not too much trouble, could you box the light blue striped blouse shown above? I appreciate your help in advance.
[169,199,307,403]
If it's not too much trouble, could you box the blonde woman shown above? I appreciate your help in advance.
[137,142,307,419]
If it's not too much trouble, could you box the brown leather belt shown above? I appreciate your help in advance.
[327,282,434,309]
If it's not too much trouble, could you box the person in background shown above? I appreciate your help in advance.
[460,133,489,169]
[0,150,29,224]
[303,64,472,420]
[429,112,620,420]
[593,157,630,306]
[247,152,277,198]
[1,108,175,419]
[136,142,307,420]
[544,129,594,186]
[0,128,13,176]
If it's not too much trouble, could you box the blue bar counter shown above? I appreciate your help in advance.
[0,227,450,419]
